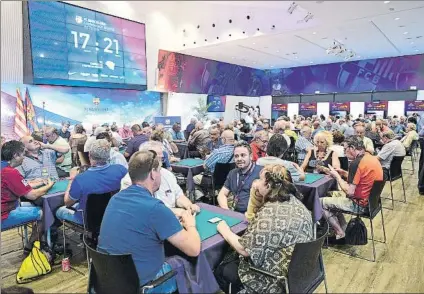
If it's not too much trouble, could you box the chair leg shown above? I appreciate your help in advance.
[320,252,329,294]
[369,219,376,262]
[411,155,415,174]
[386,181,394,210]
[401,175,406,203]
[381,210,387,243]
[62,221,67,257]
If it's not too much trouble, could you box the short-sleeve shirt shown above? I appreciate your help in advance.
[204,144,234,172]
[1,165,32,220]
[49,136,72,172]
[109,149,128,169]
[256,157,301,182]
[17,149,58,179]
[250,142,266,162]
[58,129,71,141]
[224,164,263,213]
[98,185,182,285]
[68,164,127,214]
[154,168,183,208]
[348,153,383,207]
[125,134,149,157]
[377,139,406,169]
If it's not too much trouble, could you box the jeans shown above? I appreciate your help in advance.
[55,203,83,225]
[144,262,177,294]
[2,202,42,230]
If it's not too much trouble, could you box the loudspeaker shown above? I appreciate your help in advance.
[238,102,243,109]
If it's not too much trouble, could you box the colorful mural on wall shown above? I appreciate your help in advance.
[157,49,269,96]
[1,84,161,140]
[267,54,424,95]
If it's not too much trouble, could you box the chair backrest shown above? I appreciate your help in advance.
[339,157,349,171]
[213,163,236,189]
[84,190,118,242]
[287,221,329,293]
[409,139,419,154]
[367,180,386,219]
[85,240,140,294]
[288,136,296,150]
[78,151,90,166]
[389,156,404,180]
[184,130,190,141]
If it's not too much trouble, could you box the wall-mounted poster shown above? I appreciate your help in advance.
[299,102,317,117]
[153,116,181,129]
[365,101,388,118]
[405,100,424,117]
[330,102,350,117]
[207,95,226,112]
[271,104,288,121]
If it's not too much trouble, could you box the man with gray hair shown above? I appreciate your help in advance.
[45,126,72,177]
[84,126,106,152]
[295,126,313,164]
[377,130,406,180]
[55,139,127,225]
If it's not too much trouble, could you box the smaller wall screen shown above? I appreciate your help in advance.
[207,95,226,112]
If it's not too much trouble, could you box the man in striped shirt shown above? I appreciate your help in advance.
[295,126,313,165]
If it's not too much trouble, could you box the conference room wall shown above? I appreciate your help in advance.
[259,96,272,119]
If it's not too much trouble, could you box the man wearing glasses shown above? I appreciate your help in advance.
[99,150,201,293]
[249,130,269,162]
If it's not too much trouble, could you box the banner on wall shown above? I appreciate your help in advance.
[365,101,388,112]
[299,102,317,117]
[271,104,288,121]
[207,95,226,112]
[405,100,424,112]
[330,102,350,117]
[1,84,162,140]
[153,116,181,129]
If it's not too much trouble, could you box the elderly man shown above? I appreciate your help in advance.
[19,135,70,180]
[110,125,123,146]
[169,123,185,142]
[44,126,72,177]
[401,123,419,149]
[84,126,106,152]
[119,123,133,143]
[354,125,375,154]
[250,130,269,162]
[206,126,223,152]
[322,136,383,240]
[377,130,406,180]
[188,122,210,157]
[124,124,149,159]
[272,120,291,145]
[312,120,324,138]
[96,132,128,169]
[55,139,127,225]
[295,126,314,164]
[186,118,198,134]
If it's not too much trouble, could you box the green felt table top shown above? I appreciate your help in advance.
[195,209,242,241]
[172,158,204,167]
[298,173,325,184]
[46,180,69,195]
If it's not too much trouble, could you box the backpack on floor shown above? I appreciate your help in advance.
[345,216,368,245]
[16,241,52,284]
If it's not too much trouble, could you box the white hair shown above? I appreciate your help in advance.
[139,140,164,152]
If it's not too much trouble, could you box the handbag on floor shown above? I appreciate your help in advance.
[16,241,52,284]
[345,216,368,245]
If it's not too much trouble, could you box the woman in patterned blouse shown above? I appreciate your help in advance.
[214,164,313,293]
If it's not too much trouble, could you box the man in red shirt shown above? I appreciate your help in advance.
[1,140,54,253]
[249,130,268,162]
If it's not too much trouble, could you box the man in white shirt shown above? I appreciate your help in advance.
[377,130,406,180]
[355,125,374,154]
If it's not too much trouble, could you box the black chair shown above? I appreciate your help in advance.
[61,191,118,267]
[286,137,297,162]
[250,221,329,293]
[330,180,387,262]
[339,157,349,171]
[84,239,176,294]
[403,140,419,174]
[384,156,406,208]
[204,162,235,205]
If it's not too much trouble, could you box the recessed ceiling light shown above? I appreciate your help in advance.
[395,17,400,21]
[384,1,390,4]
[294,56,298,59]
[252,42,256,45]
[276,50,280,53]
[232,57,235,59]
[403,32,409,34]
[312,32,317,35]
[310,61,314,64]
[415,49,419,52]
[357,55,361,58]
[270,65,274,68]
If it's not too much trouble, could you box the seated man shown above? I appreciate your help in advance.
[217,142,262,213]
[84,126,106,152]
[45,126,72,177]
[401,123,419,150]
[56,139,127,225]
[295,126,313,164]
[188,122,210,158]
[169,123,185,142]
[272,120,291,145]
[354,125,374,154]
[193,130,235,198]
[96,132,128,169]
[377,130,406,180]
[1,140,55,254]
[98,150,201,292]
[322,136,383,240]
[18,135,70,180]
[257,134,305,182]
[206,126,223,152]
[124,124,149,159]
[249,130,268,162]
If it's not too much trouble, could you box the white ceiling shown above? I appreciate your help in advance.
[175,1,424,69]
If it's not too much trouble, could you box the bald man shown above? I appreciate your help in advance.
[193,130,235,197]
[355,125,375,154]
[188,122,210,157]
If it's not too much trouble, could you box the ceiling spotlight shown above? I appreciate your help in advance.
[287,2,298,14]
[395,17,400,20]
[304,12,314,23]
[310,61,314,64]
[276,50,280,52]
[243,31,246,34]
[197,25,200,29]
[270,65,274,68]
[312,32,317,35]
[205,39,207,42]
[411,42,415,45]
[232,57,235,59]
[415,49,419,52]
[403,32,409,34]
[384,1,390,3]
[252,42,256,45]
[272,25,276,29]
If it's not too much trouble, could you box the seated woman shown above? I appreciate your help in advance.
[301,131,340,173]
[214,165,313,294]
[401,123,419,150]
[330,131,345,157]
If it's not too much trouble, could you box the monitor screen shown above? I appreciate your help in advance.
[207,95,226,112]
[23,1,147,90]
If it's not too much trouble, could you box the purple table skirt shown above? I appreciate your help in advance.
[295,175,337,222]
[42,192,65,231]
[171,163,204,199]
[166,203,247,294]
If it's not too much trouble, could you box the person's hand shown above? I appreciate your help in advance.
[38,142,48,149]
[188,204,200,215]
[180,210,196,230]
[327,165,340,179]
[46,178,55,188]
[217,220,231,235]
[69,167,80,180]
[335,168,348,178]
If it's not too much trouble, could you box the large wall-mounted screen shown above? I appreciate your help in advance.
[23,1,147,90]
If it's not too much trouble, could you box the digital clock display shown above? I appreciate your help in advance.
[24,1,147,90]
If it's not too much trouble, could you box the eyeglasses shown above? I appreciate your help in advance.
[147,150,158,171]
[258,138,269,144]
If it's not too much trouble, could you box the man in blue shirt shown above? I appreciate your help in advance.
[169,123,185,142]
[217,141,262,213]
[98,150,201,292]
[206,126,223,152]
[56,139,127,225]
[124,124,149,159]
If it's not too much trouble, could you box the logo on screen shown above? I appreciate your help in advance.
[75,15,83,24]
[165,119,171,125]
[93,98,100,106]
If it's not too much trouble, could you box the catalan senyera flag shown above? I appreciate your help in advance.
[25,87,39,133]
[14,88,29,138]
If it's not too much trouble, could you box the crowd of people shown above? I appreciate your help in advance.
[1,110,422,293]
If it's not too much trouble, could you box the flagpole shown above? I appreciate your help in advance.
[42,101,46,127]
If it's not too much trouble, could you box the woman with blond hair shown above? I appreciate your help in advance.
[301,130,340,173]
[214,164,313,294]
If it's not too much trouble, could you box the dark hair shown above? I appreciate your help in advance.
[110,125,118,132]
[31,131,44,142]
[344,135,365,150]
[266,134,288,158]
[2,286,35,294]
[131,124,142,133]
[128,150,160,182]
[332,131,345,144]
[74,124,85,134]
[234,141,252,154]
[141,121,150,128]
[96,132,112,143]
[1,140,25,161]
